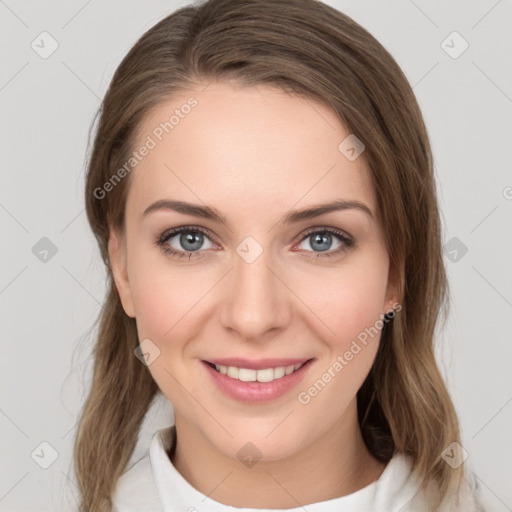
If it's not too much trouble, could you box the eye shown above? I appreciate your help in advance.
[155,226,354,261]
[155,226,216,260]
[294,227,354,258]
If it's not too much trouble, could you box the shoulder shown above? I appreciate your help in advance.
[438,470,488,512]
[111,425,175,512]
[388,454,487,512]
[111,454,163,512]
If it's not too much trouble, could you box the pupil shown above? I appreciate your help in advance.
[181,232,202,251]
[311,233,331,252]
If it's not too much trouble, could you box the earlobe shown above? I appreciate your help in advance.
[108,226,136,318]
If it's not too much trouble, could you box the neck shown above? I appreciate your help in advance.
[170,401,387,508]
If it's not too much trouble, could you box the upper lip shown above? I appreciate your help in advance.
[203,357,313,370]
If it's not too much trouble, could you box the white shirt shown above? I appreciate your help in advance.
[112,425,485,512]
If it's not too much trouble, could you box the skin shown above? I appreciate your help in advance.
[109,80,399,508]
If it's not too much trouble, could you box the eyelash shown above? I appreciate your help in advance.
[154,226,355,260]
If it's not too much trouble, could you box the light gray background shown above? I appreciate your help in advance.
[1,1,511,511]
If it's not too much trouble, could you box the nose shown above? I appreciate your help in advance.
[219,247,292,341]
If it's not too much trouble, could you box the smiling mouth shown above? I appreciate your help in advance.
[203,359,313,383]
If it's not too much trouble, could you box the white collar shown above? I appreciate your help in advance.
[147,425,425,511]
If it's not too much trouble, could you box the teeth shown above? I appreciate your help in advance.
[274,366,285,379]
[213,362,305,382]
[226,366,239,379]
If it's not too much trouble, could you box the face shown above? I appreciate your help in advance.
[109,80,398,461]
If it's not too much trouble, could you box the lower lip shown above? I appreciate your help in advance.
[201,359,314,404]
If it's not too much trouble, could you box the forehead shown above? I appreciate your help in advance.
[127,81,375,220]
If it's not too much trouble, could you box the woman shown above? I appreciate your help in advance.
[74,0,484,510]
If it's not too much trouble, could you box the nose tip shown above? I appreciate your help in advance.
[219,252,291,340]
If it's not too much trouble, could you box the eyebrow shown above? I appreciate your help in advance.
[142,198,374,225]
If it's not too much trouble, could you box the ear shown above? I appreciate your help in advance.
[108,226,135,318]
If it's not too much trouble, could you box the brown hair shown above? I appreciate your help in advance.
[75,0,467,509]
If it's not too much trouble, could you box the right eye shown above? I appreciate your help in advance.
[155,226,217,260]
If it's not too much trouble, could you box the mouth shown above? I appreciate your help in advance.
[203,359,312,383]
[201,358,315,403]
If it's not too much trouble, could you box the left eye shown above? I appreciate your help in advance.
[293,228,354,258]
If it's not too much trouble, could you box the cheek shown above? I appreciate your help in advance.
[297,261,388,415]
[130,280,175,338]
[127,269,200,402]
[295,276,386,421]
[291,253,389,412]
[126,242,207,339]
[126,263,214,404]
[296,251,390,349]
